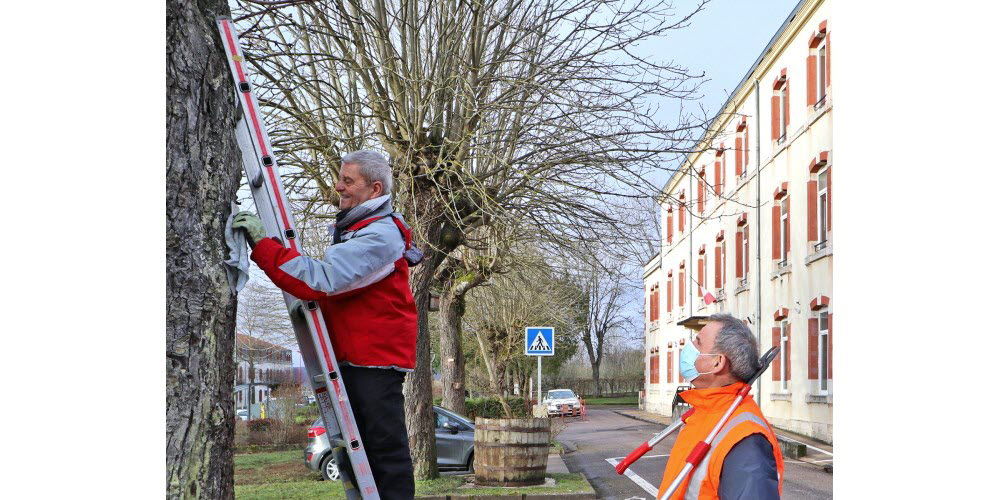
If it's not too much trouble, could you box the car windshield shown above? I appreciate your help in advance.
[312,418,323,428]
[548,390,575,399]
[435,407,472,428]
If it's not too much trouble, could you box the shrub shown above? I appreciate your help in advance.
[248,418,280,432]
[464,397,531,419]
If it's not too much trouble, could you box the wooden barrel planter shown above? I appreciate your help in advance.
[473,417,550,486]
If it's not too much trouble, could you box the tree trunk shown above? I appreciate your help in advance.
[591,363,602,397]
[402,192,452,480]
[166,0,241,497]
[439,286,467,416]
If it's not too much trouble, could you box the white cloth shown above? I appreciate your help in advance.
[223,202,250,294]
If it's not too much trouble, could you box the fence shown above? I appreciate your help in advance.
[550,377,643,398]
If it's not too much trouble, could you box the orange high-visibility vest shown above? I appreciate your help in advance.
[657,382,784,500]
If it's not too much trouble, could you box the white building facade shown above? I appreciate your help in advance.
[643,0,833,443]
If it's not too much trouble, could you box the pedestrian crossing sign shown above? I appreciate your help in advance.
[525,327,555,356]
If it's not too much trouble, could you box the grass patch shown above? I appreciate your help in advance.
[234,450,593,499]
[585,395,638,405]
[234,450,320,487]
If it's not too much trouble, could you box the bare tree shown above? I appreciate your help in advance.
[229,0,709,477]
[569,258,638,396]
[236,280,296,409]
[166,0,242,497]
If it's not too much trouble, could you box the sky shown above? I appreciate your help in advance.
[638,0,802,190]
[244,0,804,366]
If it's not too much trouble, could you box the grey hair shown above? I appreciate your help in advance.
[708,313,761,383]
[341,150,393,194]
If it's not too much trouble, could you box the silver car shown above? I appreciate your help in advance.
[304,406,476,481]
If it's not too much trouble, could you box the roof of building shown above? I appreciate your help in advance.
[236,333,291,353]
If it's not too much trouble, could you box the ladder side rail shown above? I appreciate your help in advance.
[218,17,379,500]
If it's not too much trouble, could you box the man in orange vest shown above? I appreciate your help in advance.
[658,313,784,499]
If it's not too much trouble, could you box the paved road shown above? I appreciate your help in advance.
[558,407,832,500]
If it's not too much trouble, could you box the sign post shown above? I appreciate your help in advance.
[525,327,555,407]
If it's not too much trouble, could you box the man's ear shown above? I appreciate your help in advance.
[710,354,728,375]
[371,180,384,197]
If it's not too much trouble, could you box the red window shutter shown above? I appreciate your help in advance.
[826,33,832,86]
[735,137,743,176]
[679,198,686,232]
[667,352,673,383]
[698,179,705,213]
[667,212,673,244]
[785,324,792,381]
[771,205,781,259]
[827,167,833,230]
[714,161,721,195]
[807,180,818,242]
[772,327,781,381]
[771,95,780,140]
[714,246,722,289]
[783,82,790,130]
[735,231,744,279]
[806,55,817,106]
[828,313,833,379]
[808,318,819,379]
[648,291,653,321]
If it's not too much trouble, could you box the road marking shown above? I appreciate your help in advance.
[610,454,670,460]
[606,457,659,496]
[777,433,834,457]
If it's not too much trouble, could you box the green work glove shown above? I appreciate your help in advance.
[232,211,266,244]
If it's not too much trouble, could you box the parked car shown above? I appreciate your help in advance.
[236,409,249,421]
[543,389,582,417]
[304,406,476,481]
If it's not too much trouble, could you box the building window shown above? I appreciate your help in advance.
[679,263,686,307]
[773,193,790,267]
[667,206,674,244]
[697,248,706,301]
[697,168,706,214]
[742,225,750,280]
[714,147,725,196]
[743,125,750,176]
[780,320,790,391]
[667,272,674,314]
[807,22,830,110]
[771,70,789,144]
[715,235,726,291]
[819,311,830,392]
[818,168,829,245]
[678,192,686,233]
[666,350,674,384]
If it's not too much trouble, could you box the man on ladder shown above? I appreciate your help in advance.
[233,150,418,499]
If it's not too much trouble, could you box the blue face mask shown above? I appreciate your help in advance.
[679,341,722,382]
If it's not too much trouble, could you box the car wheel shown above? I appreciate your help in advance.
[320,453,341,481]
[466,452,475,474]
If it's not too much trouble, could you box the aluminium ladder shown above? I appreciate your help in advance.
[216,17,380,500]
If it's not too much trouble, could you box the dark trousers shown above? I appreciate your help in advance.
[339,365,414,499]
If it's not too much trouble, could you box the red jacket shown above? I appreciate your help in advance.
[251,212,417,370]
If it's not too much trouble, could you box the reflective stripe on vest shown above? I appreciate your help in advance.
[684,412,770,500]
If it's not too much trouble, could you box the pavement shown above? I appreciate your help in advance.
[556,406,832,499]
